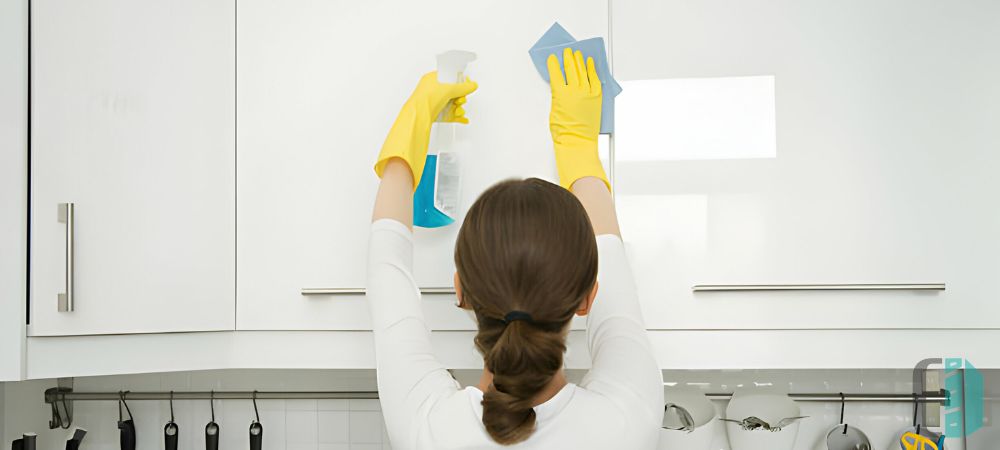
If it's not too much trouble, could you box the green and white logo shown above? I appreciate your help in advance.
[943,358,985,437]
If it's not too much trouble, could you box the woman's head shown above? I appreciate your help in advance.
[454,178,599,445]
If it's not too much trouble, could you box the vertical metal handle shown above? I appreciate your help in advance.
[58,203,74,312]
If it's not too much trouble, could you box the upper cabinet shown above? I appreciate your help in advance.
[1,0,27,380]
[611,0,1000,329]
[236,0,609,330]
[29,0,236,335]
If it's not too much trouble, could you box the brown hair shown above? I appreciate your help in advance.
[454,178,598,445]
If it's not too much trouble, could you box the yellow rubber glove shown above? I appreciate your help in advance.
[547,47,609,190]
[375,72,478,189]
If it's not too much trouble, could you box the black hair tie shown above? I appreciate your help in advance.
[503,310,533,324]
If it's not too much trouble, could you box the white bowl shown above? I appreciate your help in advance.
[658,388,717,450]
[658,418,718,450]
[725,391,802,450]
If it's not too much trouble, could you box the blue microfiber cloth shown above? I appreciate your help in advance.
[529,22,622,134]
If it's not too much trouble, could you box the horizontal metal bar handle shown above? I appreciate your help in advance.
[45,390,948,404]
[57,203,75,312]
[302,287,456,296]
[693,283,946,292]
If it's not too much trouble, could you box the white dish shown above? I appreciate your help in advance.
[658,388,717,450]
[725,391,802,450]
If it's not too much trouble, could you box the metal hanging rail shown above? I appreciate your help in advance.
[46,390,379,402]
[44,388,947,430]
[709,392,949,403]
[45,389,947,403]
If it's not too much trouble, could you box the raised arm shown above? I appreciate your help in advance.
[367,72,477,446]
[547,48,664,433]
[571,177,620,237]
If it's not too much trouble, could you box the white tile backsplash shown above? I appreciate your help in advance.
[286,410,319,444]
[319,399,349,411]
[318,411,349,443]
[1,370,389,450]
[3,368,992,450]
[348,411,384,444]
[287,399,319,411]
[318,444,351,450]
[348,399,382,411]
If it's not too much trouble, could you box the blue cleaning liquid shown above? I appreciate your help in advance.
[414,154,455,228]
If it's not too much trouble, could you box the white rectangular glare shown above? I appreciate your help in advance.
[615,76,777,161]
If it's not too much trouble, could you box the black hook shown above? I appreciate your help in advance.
[45,387,75,430]
[118,391,134,422]
[49,400,61,429]
[59,391,72,429]
[912,393,919,427]
[164,391,179,450]
[118,391,137,450]
[839,392,847,434]
[252,391,261,423]
[249,391,264,450]
[49,394,68,430]
[205,390,220,450]
[48,390,70,429]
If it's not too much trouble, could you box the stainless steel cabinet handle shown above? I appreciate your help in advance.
[57,203,75,312]
[301,287,456,295]
[692,283,945,292]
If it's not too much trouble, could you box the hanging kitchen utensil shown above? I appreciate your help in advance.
[206,390,220,450]
[249,391,263,450]
[11,433,37,450]
[900,432,939,450]
[659,388,718,450]
[826,393,872,450]
[890,395,944,450]
[48,389,72,429]
[724,390,802,450]
[663,403,697,432]
[65,428,86,450]
[118,391,136,450]
[165,391,179,450]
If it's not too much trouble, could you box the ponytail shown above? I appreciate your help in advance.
[481,320,566,445]
[455,178,599,446]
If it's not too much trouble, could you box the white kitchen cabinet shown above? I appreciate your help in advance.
[1,0,27,380]
[611,0,1000,329]
[237,0,609,330]
[29,0,236,335]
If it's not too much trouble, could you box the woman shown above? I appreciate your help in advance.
[367,48,663,449]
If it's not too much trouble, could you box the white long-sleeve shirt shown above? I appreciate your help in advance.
[366,218,663,450]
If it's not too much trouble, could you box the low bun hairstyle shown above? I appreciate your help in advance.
[455,178,598,445]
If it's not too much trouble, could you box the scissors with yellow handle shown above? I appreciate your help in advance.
[901,432,939,450]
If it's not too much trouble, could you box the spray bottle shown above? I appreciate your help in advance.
[413,50,477,228]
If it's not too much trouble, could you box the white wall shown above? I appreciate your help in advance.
[0,0,27,382]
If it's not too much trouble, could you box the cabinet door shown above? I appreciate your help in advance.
[612,0,1000,329]
[237,0,609,330]
[30,0,235,335]
[1,0,27,379]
